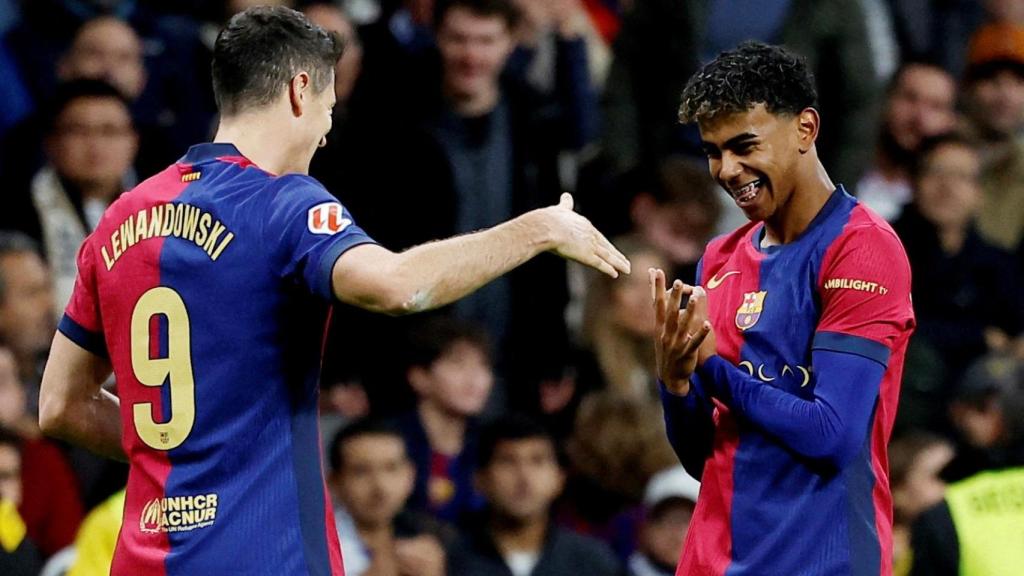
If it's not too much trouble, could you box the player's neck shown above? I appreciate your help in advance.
[213,117,305,175]
[764,159,835,245]
[489,512,548,554]
[417,402,466,456]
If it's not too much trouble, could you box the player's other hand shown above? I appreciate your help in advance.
[536,193,631,278]
[651,268,716,396]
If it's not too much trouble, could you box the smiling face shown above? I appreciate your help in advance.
[699,104,808,223]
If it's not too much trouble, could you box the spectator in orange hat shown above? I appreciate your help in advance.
[961,22,1024,253]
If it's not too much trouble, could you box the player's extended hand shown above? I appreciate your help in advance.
[540,193,631,278]
[651,268,715,396]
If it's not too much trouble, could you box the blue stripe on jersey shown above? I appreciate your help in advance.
[158,159,309,574]
[846,417,881,576]
[290,368,333,576]
[813,331,890,366]
[58,313,108,358]
[727,188,881,574]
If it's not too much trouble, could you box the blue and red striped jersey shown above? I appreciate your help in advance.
[59,143,376,575]
[672,187,915,575]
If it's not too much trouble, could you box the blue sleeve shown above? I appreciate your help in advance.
[660,374,716,479]
[264,175,377,300]
[695,347,884,470]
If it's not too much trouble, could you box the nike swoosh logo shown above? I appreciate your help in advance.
[706,270,740,289]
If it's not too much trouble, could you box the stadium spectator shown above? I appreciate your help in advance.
[10,80,138,313]
[57,17,147,104]
[459,414,622,576]
[557,392,675,560]
[600,0,879,187]
[321,0,598,403]
[327,419,454,576]
[579,235,668,398]
[397,317,493,522]
[578,156,725,283]
[888,433,954,576]
[0,428,43,575]
[893,133,1024,398]
[627,466,699,576]
[510,0,610,91]
[961,22,1024,253]
[300,2,363,105]
[657,42,915,574]
[910,353,1024,576]
[857,61,958,221]
[0,232,54,390]
[0,339,84,558]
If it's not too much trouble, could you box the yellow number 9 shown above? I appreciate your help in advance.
[130,287,195,450]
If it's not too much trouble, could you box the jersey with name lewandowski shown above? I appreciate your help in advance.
[59,143,376,576]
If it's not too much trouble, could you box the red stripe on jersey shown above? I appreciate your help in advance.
[676,225,765,575]
[106,164,194,576]
[678,408,739,576]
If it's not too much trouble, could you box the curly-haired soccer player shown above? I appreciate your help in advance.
[652,42,915,575]
[34,6,628,575]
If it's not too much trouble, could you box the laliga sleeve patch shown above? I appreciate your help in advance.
[307,202,351,235]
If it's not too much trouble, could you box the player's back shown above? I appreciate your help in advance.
[61,144,375,575]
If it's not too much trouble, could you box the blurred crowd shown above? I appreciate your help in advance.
[1,0,1024,575]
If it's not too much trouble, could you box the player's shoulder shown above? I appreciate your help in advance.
[820,200,911,281]
[833,201,906,252]
[264,173,336,205]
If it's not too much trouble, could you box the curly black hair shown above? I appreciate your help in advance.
[679,41,818,126]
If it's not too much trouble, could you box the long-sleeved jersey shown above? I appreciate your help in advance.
[663,187,915,575]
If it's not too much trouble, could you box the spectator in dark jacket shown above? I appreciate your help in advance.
[317,0,599,410]
[459,414,623,576]
[893,133,1024,404]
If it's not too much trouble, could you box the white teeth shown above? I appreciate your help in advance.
[734,180,760,202]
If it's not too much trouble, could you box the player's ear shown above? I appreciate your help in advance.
[288,71,312,117]
[796,107,819,154]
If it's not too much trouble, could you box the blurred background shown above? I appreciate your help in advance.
[1,0,1023,575]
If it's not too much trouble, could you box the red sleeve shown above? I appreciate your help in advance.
[59,234,107,357]
[814,221,915,364]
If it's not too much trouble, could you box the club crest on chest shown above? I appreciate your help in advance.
[736,290,767,331]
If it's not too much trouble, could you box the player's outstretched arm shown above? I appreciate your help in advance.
[38,332,125,462]
[330,193,630,315]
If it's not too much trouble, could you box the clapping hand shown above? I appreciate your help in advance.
[651,268,716,396]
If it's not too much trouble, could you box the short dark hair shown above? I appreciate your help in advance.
[910,132,977,181]
[435,0,521,30]
[328,418,405,472]
[405,316,491,370]
[212,6,343,116]
[44,78,132,134]
[477,414,555,469]
[679,41,818,126]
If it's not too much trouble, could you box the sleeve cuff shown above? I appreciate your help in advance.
[813,331,890,367]
[58,314,108,359]
[315,234,378,300]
